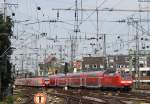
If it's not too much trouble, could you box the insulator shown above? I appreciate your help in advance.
[84,33,87,40]
[37,6,41,10]
[12,13,15,16]
[145,38,148,41]
[57,10,59,19]
[141,37,144,40]
[75,12,77,18]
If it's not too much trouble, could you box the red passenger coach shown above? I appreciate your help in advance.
[47,69,133,91]
[15,77,47,87]
[15,69,133,91]
[49,75,57,86]
[56,74,68,87]
[84,71,104,88]
[67,72,84,87]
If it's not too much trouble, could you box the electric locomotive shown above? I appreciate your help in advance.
[48,69,133,91]
[15,69,133,91]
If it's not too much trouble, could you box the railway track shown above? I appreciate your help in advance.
[13,88,39,104]
[47,91,131,104]
[14,87,150,104]
[47,88,150,104]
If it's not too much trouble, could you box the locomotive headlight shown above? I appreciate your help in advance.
[121,81,132,84]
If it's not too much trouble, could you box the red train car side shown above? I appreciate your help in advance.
[48,70,133,90]
[15,77,46,87]
[15,69,133,91]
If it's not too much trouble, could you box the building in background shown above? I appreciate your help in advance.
[82,57,105,71]
[39,55,57,76]
[38,55,66,76]
[73,60,82,72]
[107,55,129,69]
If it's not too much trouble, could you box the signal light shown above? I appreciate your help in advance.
[117,36,120,39]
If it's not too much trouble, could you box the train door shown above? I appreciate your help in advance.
[69,73,81,87]
[49,76,56,86]
[103,70,116,87]
[57,74,67,87]
[85,71,100,88]
[80,72,85,87]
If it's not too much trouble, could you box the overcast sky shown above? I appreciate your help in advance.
[3,0,150,71]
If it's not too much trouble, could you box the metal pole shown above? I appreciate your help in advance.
[103,34,107,69]
[96,9,99,55]
[21,55,24,73]
[71,35,74,68]
[103,34,106,57]
[0,72,2,100]
[3,0,6,22]
[135,21,140,89]
[129,49,133,76]
[36,53,38,76]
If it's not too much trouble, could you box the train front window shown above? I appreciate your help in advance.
[104,69,116,76]
[120,71,132,80]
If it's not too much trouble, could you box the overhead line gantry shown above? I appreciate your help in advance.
[52,8,150,12]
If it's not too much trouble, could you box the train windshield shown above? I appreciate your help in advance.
[120,71,132,80]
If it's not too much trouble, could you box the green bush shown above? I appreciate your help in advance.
[5,96,14,104]
[0,102,4,104]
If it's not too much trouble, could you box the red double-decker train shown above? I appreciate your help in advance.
[15,69,133,91]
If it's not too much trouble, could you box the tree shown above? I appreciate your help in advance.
[0,14,13,101]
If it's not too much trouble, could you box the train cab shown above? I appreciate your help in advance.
[118,70,133,89]
[102,69,133,90]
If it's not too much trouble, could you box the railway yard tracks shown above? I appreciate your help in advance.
[13,87,150,104]
[47,88,150,104]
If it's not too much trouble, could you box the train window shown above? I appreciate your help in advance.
[92,64,97,68]
[142,72,147,76]
[104,69,116,76]
[90,65,92,68]
[139,63,144,67]
[120,71,132,80]
[108,73,115,76]
[109,59,114,62]
[147,71,150,76]
[100,65,104,68]
[85,64,89,68]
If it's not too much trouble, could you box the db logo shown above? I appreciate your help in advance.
[34,93,47,104]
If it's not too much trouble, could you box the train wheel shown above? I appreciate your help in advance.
[123,86,131,92]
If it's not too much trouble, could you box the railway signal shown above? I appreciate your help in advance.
[34,93,47,104]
